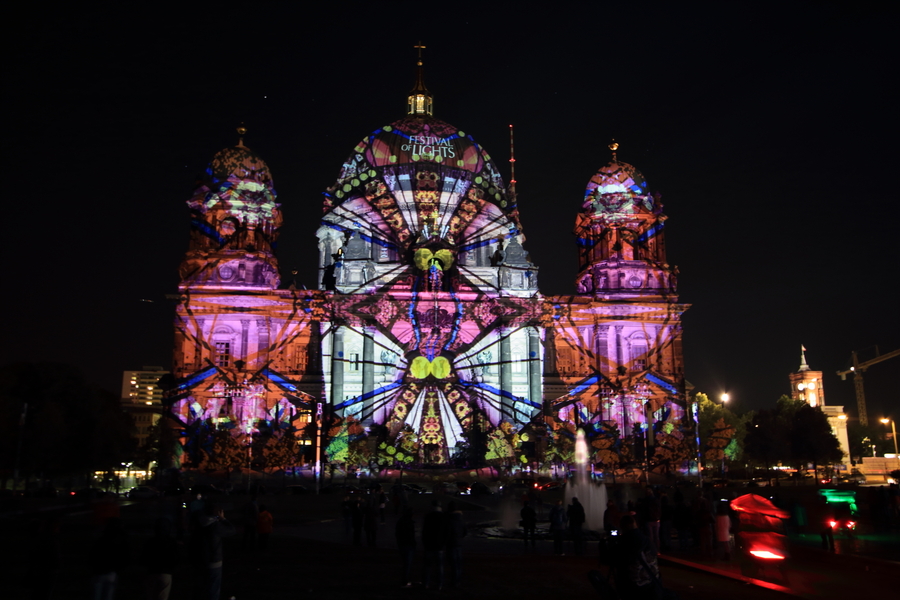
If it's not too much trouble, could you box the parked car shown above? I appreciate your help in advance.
[190,484,226,497]
[470,481,492,495]
[128,485,161,500]
[402,483,426,495]
[837,472,866,485]
[320,483,361,494]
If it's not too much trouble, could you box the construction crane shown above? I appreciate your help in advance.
[837,347,900,426]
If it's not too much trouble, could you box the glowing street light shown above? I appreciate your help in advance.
[880,418,899,457]
[719,393,730,476]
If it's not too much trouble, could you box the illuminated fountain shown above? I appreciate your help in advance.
[565,429,608,531]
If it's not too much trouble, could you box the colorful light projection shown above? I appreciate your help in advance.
[317,115,534,297]
[169,139,325,467]
[324,290,544,463]
[317,115,545,463]
[169,119,688,470]
[574,152,677,299]
[180,144,282,289]
[544,300,687,444]
[168,290,326,467]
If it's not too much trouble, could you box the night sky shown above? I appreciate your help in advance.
[6,3,898,423]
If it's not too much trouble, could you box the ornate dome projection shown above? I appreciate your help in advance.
[318,114,527,296]
[318,101,543,464]
[209,145,275,187]
[582,158,657,222]
[179,134,282,290]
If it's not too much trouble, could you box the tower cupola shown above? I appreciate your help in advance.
[179,126,282,290]
[574,142,676,299]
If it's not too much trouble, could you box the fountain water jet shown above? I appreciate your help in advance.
[564,428,608,531]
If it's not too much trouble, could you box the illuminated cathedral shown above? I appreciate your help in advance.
[167,55,689,471]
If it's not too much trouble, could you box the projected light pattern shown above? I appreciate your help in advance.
[170,116,688,469]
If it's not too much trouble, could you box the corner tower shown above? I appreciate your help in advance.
[542,144,689,461]
[168,130,322,469]
[178,127,282,290]
[574,142,676,298]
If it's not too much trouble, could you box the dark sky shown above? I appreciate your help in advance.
[6,3,898,423]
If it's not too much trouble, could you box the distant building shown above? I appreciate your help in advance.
[122,366,168,405]
[121,366,168,449]
[789,347,850,466]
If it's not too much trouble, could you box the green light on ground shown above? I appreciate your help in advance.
[819,489,858,513]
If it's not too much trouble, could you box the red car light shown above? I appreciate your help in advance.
[847,521,856,529]
[750,550,785,560]
[828,520,837,528]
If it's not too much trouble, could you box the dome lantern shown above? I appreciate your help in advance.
[407,42,433,116]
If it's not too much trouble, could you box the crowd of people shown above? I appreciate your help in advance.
[17,477,899,599]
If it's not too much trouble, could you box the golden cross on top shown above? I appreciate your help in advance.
[414,42,426,65]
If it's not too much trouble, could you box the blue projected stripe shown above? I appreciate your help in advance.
[444,292,462,350]
[409,285,420,346]
[262,368,299,393]
[334,382,403,410]
[644,373,679,395]
[176,367,218,392]
[636,222,665,243]
[576,237,597,248]
[458,382,541,408]
[322,222,399,250]
[191,219,225,244]
[562,375,600,398]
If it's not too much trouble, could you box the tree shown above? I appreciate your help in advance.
[847,421,880,463]
[744,408,791,481]
[650,415,694,475]
[0,362,136,488]
[591,422,622,473]
[743,396,842,483]
[696,393,744,471]
[790,404,843,477]
[544,427,575,473]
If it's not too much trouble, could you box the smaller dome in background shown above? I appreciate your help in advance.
[584,159,648,201]
[208,145,274,188]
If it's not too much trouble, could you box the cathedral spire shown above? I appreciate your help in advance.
[609,139,619,163]
[407,42,433,116]
[799,344,810,371]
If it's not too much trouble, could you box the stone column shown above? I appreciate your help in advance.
[500,327,513,421]
[543,326,557,375]
[330,326,344,407]
[196,318,205,369]
[527,327,542,413]
[240,319,250,363]
[362,327,375,424]
[256,318,269,369]
[615,325,624,371]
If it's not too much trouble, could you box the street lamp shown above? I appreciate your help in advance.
[880,418,899,457]
[719,393,730,476]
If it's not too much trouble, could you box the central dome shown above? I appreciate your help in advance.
[326,115,509,207]
[323,115,518,249]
